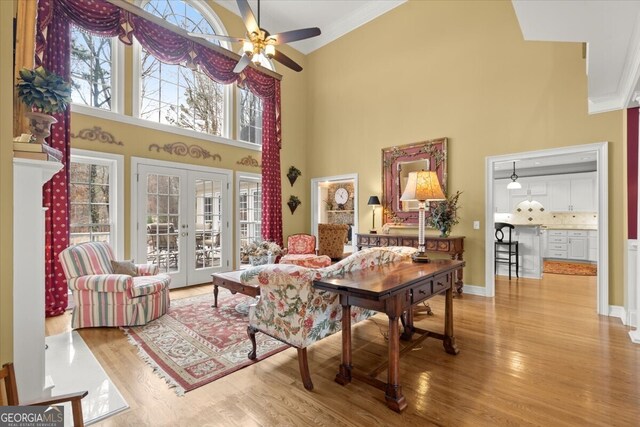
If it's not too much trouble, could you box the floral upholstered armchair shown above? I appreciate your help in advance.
[279,233,332,268]
[59,242,171,328]
[241,246,416,390]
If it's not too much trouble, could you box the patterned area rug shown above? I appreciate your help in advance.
[543,260,597,276]
[124,291,288,395]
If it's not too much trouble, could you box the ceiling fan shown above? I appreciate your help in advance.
[189,0,321,73]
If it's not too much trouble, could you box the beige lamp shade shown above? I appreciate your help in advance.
[400,170,446,202]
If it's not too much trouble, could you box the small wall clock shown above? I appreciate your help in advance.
[334,187,349,210]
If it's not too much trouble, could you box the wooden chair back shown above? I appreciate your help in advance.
[0,363,19,405]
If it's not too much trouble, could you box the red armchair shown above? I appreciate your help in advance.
[279,233,332,268]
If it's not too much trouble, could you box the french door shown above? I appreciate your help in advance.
[134,161,231,288]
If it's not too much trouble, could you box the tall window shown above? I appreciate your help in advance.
[238,175,262,267]
[70,27,113,110]
[140,0,228,136]
[239,88,263,144]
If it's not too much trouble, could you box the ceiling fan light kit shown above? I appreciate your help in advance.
[190,0,321,73]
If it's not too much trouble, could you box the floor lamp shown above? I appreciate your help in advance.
[368,196,381,233]
[400,171,445,263]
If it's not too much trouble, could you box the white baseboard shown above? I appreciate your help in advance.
[629,329,640,344]
[608,305,628,325]
[461,284,486,297]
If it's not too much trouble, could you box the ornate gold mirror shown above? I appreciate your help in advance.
[381,138,448,225]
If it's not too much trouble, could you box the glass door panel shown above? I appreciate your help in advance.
[137,165,188,287]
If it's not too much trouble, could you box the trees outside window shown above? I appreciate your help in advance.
[140,0,227,137]
[70,27,112,110]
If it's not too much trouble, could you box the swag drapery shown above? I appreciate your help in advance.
[36,0,282,316]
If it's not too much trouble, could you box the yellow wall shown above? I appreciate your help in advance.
[306,0,625,302]
[0,0,15,363]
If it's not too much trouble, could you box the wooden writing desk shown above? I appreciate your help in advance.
[356,233,465,294]
[313,259,465,412]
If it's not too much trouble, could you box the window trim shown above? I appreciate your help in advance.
[235,171,262,269]
[69,149,125,259]
[69,28,125,114]
[133,0,233,139]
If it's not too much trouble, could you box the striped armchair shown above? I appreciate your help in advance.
[59,242,171,328]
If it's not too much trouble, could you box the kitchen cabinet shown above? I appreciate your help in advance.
[567,231,588,260]
[495,176,548,213]
[494,181,510,213]
[548,173,596,212]
[588,230,598,261]
[544,229,591,261]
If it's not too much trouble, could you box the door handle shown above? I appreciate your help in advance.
[181,232,188,237]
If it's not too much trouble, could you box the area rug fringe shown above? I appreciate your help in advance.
[123,328,186,396]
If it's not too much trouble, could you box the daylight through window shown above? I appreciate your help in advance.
[70,27,113,110]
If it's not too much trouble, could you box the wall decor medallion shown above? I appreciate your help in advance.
[70,126,124,146]
[237,155,261,168]
[149,142,222,162]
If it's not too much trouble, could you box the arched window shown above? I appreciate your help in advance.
[137,0,231,137]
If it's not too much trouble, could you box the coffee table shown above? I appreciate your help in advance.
[211,270,260,308]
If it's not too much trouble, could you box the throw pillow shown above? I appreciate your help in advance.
[111,259,138,277]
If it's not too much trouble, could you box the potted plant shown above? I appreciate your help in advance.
[287,195,301,214]
[242,240,283,265]
[428,191,462,237]
[15,66,71,145]
[287,166,302,187]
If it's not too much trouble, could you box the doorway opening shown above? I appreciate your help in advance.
[485,142,608,315]
[311,174,358,255]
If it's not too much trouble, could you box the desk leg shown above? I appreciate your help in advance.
[452,254,464,295]
[212,285,219,308]
[335,303,352,385]
[443,286,459,355]
[385,314,407,412]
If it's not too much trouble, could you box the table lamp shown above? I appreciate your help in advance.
[367,196,381,234]
[400,170,446,263]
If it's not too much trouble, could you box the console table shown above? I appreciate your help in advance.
[314,259,465,412]
[356,233,465,293]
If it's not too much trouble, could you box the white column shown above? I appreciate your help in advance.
[13,158,63,401]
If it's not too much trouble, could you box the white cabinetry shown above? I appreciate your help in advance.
[13,158,63,402]
[587,230,598,261]
[548,173,596,212]
[544,229,592,261]
[495,177,548,213]
[494,181,510,213]
[567,231,588,260]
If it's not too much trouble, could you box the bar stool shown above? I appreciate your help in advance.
[495,222,518,279]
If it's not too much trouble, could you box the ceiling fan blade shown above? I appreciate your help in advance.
[236,0,259,34]
[234,54,252,73]
[273,50,303,72]
[188,32,246,43]
[268,27,321,45]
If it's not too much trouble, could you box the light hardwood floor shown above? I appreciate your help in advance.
[46,273,640,426]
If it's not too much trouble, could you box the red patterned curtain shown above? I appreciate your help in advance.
[36,0,282,316]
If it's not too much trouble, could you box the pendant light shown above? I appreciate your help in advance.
[507,161,522,189]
